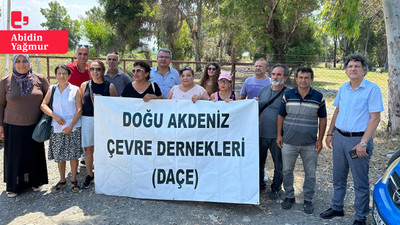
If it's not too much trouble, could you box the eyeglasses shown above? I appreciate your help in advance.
[180,66,191,71]
[132,68,144,73]
[90,67,102,72]
[218,80,231,84]
[158,56,170,59]
[208,67,217,71]
[77,44,89,48]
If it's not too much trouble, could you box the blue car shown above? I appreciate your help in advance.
[373,150,400,225]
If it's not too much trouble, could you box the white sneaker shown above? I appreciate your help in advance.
[264,168,269,181]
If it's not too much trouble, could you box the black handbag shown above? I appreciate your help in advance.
[32,85,56,142]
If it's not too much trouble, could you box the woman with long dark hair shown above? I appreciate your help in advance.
[199,62,220,96]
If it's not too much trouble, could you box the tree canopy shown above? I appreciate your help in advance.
[40,1,81,49]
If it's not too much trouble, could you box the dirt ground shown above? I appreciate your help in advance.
[1,130,398,225]
[0,68,398,224]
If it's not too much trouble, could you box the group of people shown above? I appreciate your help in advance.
[0,45,382,225]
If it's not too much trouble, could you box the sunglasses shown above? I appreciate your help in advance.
[90,67,102,72]
[77,44,89,48]
[208,67,217,71]
[180,66,192,71]
[132,68,144,73]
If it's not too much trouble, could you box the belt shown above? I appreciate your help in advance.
[335,127,364,137]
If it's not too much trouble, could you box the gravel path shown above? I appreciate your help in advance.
[1,132,397,225]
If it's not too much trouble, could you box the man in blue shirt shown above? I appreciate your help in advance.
[320,53,383,225]
[149,48,180,98]
[240,58,271,99]
[277,67,327,214]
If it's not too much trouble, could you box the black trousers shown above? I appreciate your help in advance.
[259,137,283,192]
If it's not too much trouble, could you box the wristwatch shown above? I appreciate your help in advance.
[360,141,367,147]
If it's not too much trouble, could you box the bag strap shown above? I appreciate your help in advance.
[48,85,56,110]
[151,82,155,93]
[259,87,286,115]
[89,80,94,104]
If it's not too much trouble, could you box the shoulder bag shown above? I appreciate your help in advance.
[32,85,56,142]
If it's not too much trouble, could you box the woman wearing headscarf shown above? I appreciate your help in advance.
[166,66,209,103]
[41,64,83,193]
[80,60,117,189]
[199,62,220,96]
[0,54,49,198]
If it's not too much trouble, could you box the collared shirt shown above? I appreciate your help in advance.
[333,78,383,132]
[105,70,131,96]
[67,61,90,87]
[240,76,271,99]
[51,83,81,133]
[149,66,180,98]
[278,87,327,145]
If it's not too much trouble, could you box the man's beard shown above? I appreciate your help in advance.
[271,79,285,87]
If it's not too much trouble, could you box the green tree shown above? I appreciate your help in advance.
[99,0,155,56]
[83,7,116,56]
[40,1,81,49]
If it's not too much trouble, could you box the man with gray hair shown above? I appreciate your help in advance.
[320,53,383,225]
[257,64,289,199]
[105,52,131,96]
[149,48,180,98]
[67,44,90,87]
[240,58,271,99]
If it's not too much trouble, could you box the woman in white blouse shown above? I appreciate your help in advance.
[166,66,209,103]
[41,64,83,193]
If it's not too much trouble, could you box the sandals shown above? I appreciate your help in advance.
[71,180,80,193]
[32,186,42,192]
[7,192,18,198]
[50,181,66,193]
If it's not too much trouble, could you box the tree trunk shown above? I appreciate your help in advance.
[383,0,400,134]
[194,0,202,72]
[333,35,337,68]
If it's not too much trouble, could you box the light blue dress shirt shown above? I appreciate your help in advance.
[149,66,180,99]
[333,78,384,132]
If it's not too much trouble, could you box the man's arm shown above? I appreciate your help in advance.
[316,117,327,154]
[276,115,284,149]
[353,112,381,157]
[325,107,339,149]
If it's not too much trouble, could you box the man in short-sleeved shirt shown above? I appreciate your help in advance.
[240,58,271,99]
[277,67,327,214]
[258,64,289,199]
[320,53,383,225]
[67,45,90,87]
[149,48,180,98]
[105,52,131,96]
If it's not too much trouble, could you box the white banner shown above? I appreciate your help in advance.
[94,97,259,204]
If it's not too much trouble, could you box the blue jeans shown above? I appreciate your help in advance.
[282,143,317,201]
[331,129,373,222]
